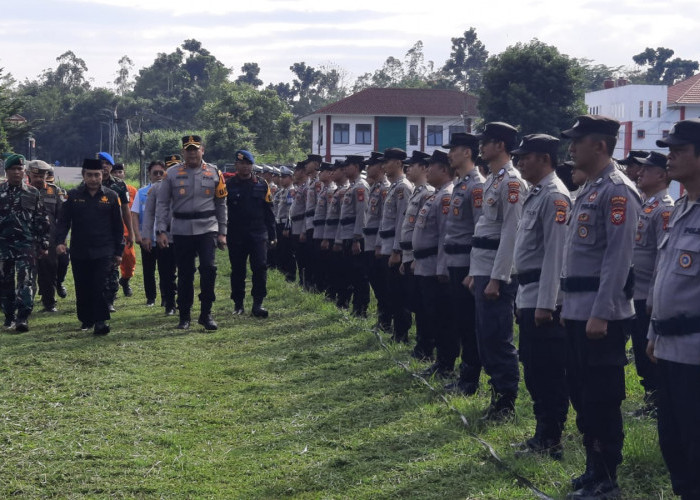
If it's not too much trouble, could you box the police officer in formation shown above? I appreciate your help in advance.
[323,160,350,307]
[302,154,323,290]
[155,135,228,331]
[311,162,335,294]
[225,149,276,318]
[274,166,296,282]
[288,161,309,288]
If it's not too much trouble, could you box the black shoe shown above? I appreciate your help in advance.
[411,348,433,362]
[481,392,516,422]
[15,319,29,333]
[42,305,58,313]
[3,317,15,329]
[119,277,133,297]
[146,301,156,307]
[80,322,94,331]
[251,304,269,318]
[177,319,191,330]
[444,380,479,396]
[56,284,67,298]
[513,436,563,460]
[165,307,176,316]
[198,314,218,331]
[107,303,116,313]
[93,322,110,335]
[420,363,454,379]
[232,304,244,315]
[566,479,620,500]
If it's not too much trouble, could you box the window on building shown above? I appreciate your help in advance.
[427,125,443,146]
[648,101,653,118]
[662,130,669,138]
[637,130,646,139]
[318,125,323,146]
[657,101,662,117]
[448,125,465,139]
[409,125,419,146]
[355,124,372,145]
[333,123,349,144]
[639,101,644,117]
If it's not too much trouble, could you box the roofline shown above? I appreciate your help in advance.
[300,112,480,122]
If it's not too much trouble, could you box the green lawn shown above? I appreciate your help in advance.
[0,255,671,499]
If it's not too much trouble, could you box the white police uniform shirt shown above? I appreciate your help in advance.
[363,179,389,250]
[399,183,435,264]
[378,175,413,255]
[443,170,485,269]
[412,181,453,277]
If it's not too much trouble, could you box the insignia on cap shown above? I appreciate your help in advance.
[573,120,580,128]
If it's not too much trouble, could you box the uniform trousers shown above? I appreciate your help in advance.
[330,247,349,308]
[140,245,176,307]
[228,235,268,306]
[566,318,629,477]
[71,256,111,325]
[1,256,36,320]
[365,251,390,329]
[36,248,58,308]
[342,239,369,316]
[291,234,306,287]
[106,262,120,304]
[313,239,329,293]
[173,233,217,318]
[518,307,568,442]
[303,229,316,289]
[446,267,481,383]
[57,250,70,286]
[416,275,451,366]
[380,255,412,341]
[473,275,519,396]
[632,299,657,399]
[276,224,296,282]
[656,358,700,499]
[402,263,430,356]
[120,243,136,280]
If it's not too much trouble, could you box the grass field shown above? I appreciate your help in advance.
[0,255,672,499]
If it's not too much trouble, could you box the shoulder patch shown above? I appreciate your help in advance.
[661,211,671,231]
[507,182,520,204]
[610,195,627,225]
[472,187,483,208]
[357,187,365,202]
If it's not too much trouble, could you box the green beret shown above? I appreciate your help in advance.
[4,154,26,169]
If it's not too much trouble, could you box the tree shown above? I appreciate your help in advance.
[441,28,489,92]
[114,55,134,96]
[41,51,90,93]
[479,39,586,137]
[577,59,626,92]
[632,47,698,85]
[0,69,27,153]
[236,63,263,88]
[352,42,438,92]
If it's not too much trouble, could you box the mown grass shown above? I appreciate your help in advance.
[0,255,671,499]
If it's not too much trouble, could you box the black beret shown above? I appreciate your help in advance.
[657,118,700,147]
[561,115,620,139]
[443,132,479,149]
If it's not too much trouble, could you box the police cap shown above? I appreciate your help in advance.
[617,150,647,166]
[182,135,202,149]
[306,154,323,163]
[165,154,182,167]
[639,151,668,170]
[511,133,560,163]
[379,148,407,162]
[475,122,518,148]
[428,149,450,166]
[279,166,293,177]
[443,132,479,150]
[656,118,700,147]
[561,115,620,139]
[404,150,431,165]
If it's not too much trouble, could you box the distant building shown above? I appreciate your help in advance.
[301,88,479,161]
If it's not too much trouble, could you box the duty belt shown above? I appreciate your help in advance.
[304,210,315,217]
[560,267,635,299]
[444,243,472,254]
[363,227,379,235]
[399,241,413,250]
[379,229,396,238]
[290,214,305,222]
[325,219,339,226]
[517,269,541,285]
[472,237,500,250]
[340,217,356,225]
[413,246,438,259]
[173,210,216,220]
[652,315,700,336]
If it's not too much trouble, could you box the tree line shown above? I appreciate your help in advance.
[0,29,697,169]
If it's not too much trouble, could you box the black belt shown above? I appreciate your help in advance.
[399,241,413,250]
[413,246,438,259]
[472,237,500,250]
[561,268,634,299]
[291,214,305,222]
[305,210,315,217]
[173,210,216,220]
[363,227,379,235]
[517,269,541,285]
[340,217,356,225]
[653,316,700,337]
[379,229,395,238]
[444,243,472,255]
[313,220,324,226]
[326,219,339,226]
[277,218,288,224]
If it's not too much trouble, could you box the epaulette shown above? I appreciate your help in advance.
[609,168,625,185]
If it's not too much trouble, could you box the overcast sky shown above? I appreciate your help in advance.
[3,0,700,90]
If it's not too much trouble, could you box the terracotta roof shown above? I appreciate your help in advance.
[305,88,478,118]
[668,73,700,105]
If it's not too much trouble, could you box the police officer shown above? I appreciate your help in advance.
[288,162,309,288]
[560,115,641,500]
[275,166,296,282]
[226,150,276,317]
[337,155,370,317]
[0,154,49,332]
[323,160,350,307]
[302,154,323,290]
[27,160,62,313]
[398,151,434,357]
[56,158,124,335]
[441,133,484,395]
[411,150,454,377]
[377,148,413,342]
[617,150,647,185]
[466,122,526,421]
[312,162,336,294]
[155,135,228,331]
[631,151,673,414]
[647,119,700,500]
[511,134,571,460]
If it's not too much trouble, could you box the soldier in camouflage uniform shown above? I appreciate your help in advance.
[0,154,50,332]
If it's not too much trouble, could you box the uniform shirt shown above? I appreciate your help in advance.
[155,162,228,237]
[399,183,435,263]
[378,175,413,255]
[648,196,700,365]
[443,170,485,268]
[56,184,124,260]
[633,189,674,301]
[469,161,527,281]
[102,174,130,206]
[513,171,571,310]
[289,182,308,235]
[225,174,276,241]
[363,178,389,250]
[313,182,335,240]
[276,186,294,224]
[324,181,349,241]
[561,162,642,321]
[337,177,370,243]
[305,177,322,231]
[412,181,453,277]
[0,182,49,258]
[37,182,63,246]
[131,183,153,235]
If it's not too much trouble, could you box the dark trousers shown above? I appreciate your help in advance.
[228,236,268,305]
[72,256,111,325]
[473,275,519,395]
[105,259,119,305]
[140,245,176,307]
[447,267,481,383]
[632,299,657,398]
[276,224,296,282]
[342,239,369,315]
[292,234,306,287]
[313,239,329,293]
[303,229,316,289]
[366,251,390,328]
[173,233,217,318]
[1,256,36,320]
[657,358,700,499]
[36,248,58,308]
[418,275,451,367]
[330,247,349,307]
[403,264,429,354]
[566,319,629,478]
[57,249,70,285]
[381,256,412,341]
[518,307,569,442]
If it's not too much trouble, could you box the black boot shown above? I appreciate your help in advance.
[251,299,268,318]
[56,283,67,298]
[482,390,516,422]
[15,317,29,333]
[177,311,191,330]
[198,303,217,330]
[119,277,133,297]
[445,365,480,396]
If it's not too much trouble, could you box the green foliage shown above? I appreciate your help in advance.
[479,39,586,137]
[441,28,489,92]
[0,69,28,153]
[577,59,627,92]
[632,47,698,85]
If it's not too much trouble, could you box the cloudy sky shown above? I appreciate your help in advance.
[3,0,700,89]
